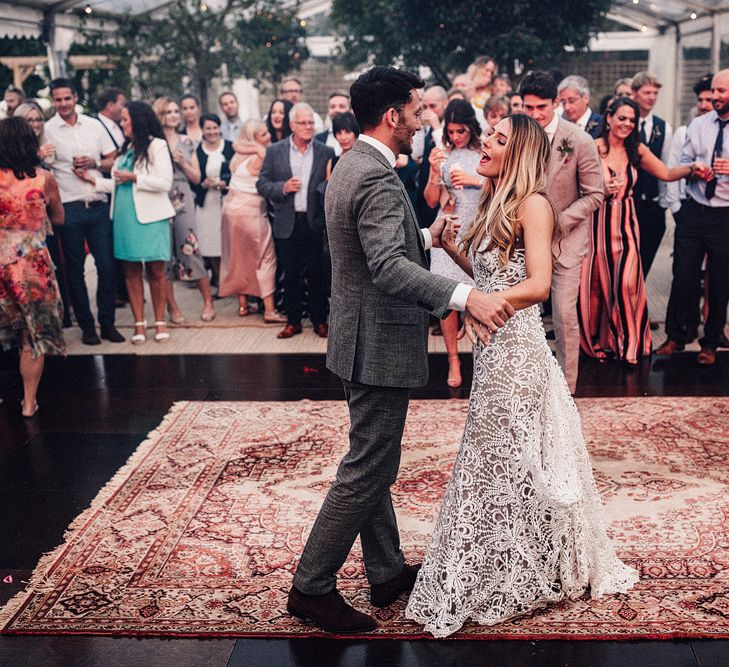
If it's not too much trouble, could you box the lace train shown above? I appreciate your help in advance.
[405,244,638,638]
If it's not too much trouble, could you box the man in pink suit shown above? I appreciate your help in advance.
[519,71,604,393]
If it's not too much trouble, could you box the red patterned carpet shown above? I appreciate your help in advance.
[2,398,729,639]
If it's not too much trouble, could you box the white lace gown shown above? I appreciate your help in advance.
[405,239,639,638]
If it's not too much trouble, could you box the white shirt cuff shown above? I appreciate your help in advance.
[421,228,433,251]
[448,284,473,312]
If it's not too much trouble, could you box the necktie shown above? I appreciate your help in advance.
[640,120,647,144]
[705,119,728,200]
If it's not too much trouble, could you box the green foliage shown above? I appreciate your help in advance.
[81,0,308,108]
[0,37,48,98]
[329,0,612,85]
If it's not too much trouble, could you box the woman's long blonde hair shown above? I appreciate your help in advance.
[461,113,559,265]
[238,118,267,144]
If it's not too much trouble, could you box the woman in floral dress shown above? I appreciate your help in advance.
[0,117,65,416]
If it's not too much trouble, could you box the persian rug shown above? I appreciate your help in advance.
[2,398,729,640]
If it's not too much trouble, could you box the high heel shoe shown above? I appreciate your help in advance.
[154,321,170,343]
[201,304,215,322]
[447,354,462,388]
[131,321,147,345]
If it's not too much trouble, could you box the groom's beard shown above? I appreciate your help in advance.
[394,120,414,156]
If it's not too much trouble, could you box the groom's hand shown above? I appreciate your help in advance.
[429,215,460,249]
[465,289,515,340]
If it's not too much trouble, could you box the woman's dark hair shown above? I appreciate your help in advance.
[598,93,615,116]
[200,113,221,127]
[442,99,481,151]
[332,111,360,137]
[180,93,201,108]
[122,101,164,168]
[518,70,558,101]
[265,98,293,141]
[0,117,40,179]
[600,97,641,167]
[350,66,424,131]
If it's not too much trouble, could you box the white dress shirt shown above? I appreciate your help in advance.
[665,125,687,214]
[575,107,593,132]
[639,111,673,207]
[45,112,117,203]
[544,113,560,143]
[358,134,472,311]
[289,136,314,212]
[97,112,124,149]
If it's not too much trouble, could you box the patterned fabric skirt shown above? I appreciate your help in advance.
[0,248,65,358]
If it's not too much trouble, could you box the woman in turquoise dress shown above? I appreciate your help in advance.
[83,102,175,344]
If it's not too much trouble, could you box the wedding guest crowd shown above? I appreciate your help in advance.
[2,58,726,380]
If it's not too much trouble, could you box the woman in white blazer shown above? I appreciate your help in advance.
[82,101,175,344]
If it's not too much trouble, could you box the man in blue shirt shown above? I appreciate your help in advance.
[658,69,729,365]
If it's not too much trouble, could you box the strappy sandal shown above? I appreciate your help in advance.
[21,399,39,418]
[201,305,215,322]
[154,321,170,343]
[447,354,462,388]
[238,305,250,317]
[131,321,147,345]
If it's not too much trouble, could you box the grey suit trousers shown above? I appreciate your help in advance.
[551,262,583,394]
[292,380,409,595]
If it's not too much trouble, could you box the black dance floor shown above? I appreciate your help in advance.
[0,351,727,666]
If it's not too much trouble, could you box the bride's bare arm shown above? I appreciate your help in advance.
[496,194,553,310]
[441,217,474,278]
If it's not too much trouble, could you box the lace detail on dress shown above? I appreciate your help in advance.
[405,241,638,638]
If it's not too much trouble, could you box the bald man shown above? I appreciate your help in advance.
[416,86,448,227]
[659,69,729,366]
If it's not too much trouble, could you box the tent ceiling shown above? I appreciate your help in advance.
[609,0,729,30]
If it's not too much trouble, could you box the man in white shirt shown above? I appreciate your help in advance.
[219,91,243,142]
[558,75,603,138]
[95,87,127,307]
[96,87,125,153]
[44,78,122,345]
[315,91,351,156]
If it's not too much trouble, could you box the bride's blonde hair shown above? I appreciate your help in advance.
[461,113,559,265]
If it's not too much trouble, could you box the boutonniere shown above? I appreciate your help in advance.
[586,119,599,134]
[557,137,574,160]
[651,125,662,142]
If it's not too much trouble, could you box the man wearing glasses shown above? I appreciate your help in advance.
[257,103,335,339]
[279,78,325,132]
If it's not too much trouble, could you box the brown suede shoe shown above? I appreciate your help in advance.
[697,347,716,365]
[370,563,422,608]
[277,324,303,339]
[313,323,329,338]
[287,587,377,634]
[655,340,685,356]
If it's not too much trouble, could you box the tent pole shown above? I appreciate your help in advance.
[711,12,721,73]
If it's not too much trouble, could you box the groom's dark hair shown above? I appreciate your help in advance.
[518,70,558,101]
[350,66,424,131]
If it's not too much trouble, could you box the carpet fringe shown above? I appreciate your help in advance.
[0,401,190,632]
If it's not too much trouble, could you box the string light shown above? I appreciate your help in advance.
[640,24,648,32]
[200,3,208,11]
[690,12,698,20]
[84,4,92,13]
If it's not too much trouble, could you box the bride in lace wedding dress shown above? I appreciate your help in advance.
[405,114,638,638]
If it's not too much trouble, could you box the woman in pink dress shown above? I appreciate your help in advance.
[0,117,65,416]
[219,120,285,322]
[578,97,710,365]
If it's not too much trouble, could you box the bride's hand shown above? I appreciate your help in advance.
[440,215,461,256]
[458,314,492,346]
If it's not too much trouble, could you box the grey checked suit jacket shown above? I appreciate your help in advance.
[256,137,335,239]
[325,140,458,388]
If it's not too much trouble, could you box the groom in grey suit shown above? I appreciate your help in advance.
[287,67,515,633]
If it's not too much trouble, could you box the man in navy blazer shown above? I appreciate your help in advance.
[558,75,603,139]
[257,102,336,339]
